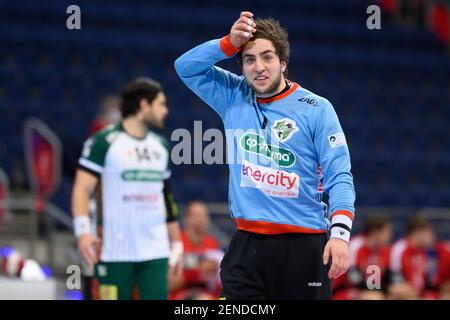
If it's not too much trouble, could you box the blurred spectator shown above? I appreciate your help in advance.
[333,216,393,300]
[428,3,450,43]
[388,216,437,299]
[89,95,121,134]
[169,201,223,300]
[379,0,398,14]
[428,240,450,299]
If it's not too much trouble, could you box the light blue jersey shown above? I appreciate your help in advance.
[175,36,356,240]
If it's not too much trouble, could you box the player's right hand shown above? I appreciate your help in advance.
[78,234,98,268]
[230,11,257,48]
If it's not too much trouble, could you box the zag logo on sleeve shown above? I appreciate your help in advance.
[298,97,319,107]
[271,118,299,142]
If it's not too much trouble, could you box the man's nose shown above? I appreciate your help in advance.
[254,58,265,73]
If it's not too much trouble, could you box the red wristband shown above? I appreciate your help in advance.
[219,35,241,57]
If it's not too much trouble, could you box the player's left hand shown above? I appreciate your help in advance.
[323,238,349,279]
[169,241,184,276]
[169,256,184,277]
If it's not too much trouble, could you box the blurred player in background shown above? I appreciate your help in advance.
[71,78,183,300]
[175,11,356,299]
[389,216,437,299]
[432,240,450,299]
[169,201,223,300]
[333,216,393,300]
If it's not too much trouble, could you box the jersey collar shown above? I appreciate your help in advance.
[256,81,299,104]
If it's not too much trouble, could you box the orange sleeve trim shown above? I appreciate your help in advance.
[220,35,241,57]
[234,218,327,235]
[256,82,299,104]
[330,210,354,221]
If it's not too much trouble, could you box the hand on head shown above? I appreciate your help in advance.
[230,11,257,48]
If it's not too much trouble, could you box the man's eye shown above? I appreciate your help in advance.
[245,58,255,64]
[264,55,273,61]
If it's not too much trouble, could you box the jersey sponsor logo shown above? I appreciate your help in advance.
[122,193,160,203]
[271,118,299,142]
[240,160,299,198]
[240,133,296,167]
[298,97,319,107]
[121,170,165,182]
[328,132,347,148]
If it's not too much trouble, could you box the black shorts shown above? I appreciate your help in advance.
[220,230,331,300]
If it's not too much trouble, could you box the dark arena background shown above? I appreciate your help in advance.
[0,0,449,301]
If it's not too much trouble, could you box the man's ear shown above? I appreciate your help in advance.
[281,60,287,74]
[139,98,149,112]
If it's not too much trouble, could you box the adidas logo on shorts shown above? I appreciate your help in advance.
[308,282,322,287]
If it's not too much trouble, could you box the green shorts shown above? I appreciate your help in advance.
[94,258,168,300]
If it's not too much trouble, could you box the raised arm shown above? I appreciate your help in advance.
[174,11,256,119]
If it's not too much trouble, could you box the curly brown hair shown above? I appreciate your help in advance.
[238,18,290,77]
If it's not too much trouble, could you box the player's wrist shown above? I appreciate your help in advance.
[73,215,91,238]
[329,210,353,243]
[330,225,351,243]
[169,241,184,267]
[220,35,241,57]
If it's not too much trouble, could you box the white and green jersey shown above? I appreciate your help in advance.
[79,123,176,262]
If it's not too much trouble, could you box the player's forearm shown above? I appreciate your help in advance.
[71,184,91,218]
[71,169,98,217]
[327,179,355,243]
[167,221,183,268]
[71,170,98,237]
[323,160,355,242]
[175,11,253,79]
[71,184,92,237]
[167,221,181,244]
[322,158,355,215]
[328,178,356,216]
[174,37,243,117]
[174,38,233,78]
